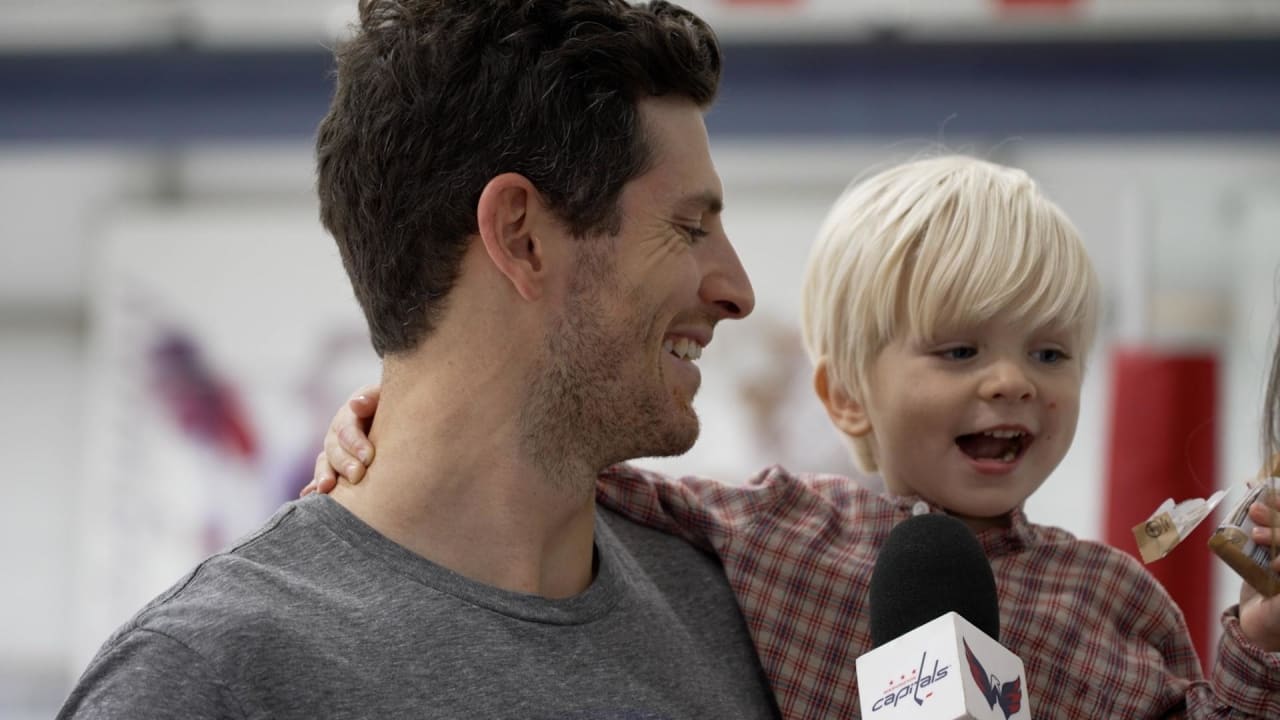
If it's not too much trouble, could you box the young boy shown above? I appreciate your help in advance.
[310,156,1280,718]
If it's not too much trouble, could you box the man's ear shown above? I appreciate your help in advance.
[476,173,550,302]
[813,358,873,438]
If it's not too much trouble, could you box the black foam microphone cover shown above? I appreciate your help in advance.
[869,513,1000,648]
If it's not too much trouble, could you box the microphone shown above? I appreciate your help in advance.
[856,514,1031,719]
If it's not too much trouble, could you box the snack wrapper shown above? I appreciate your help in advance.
[1134,490,1227,563]
[1134,455,1280,596]
[1208,475,1280,598]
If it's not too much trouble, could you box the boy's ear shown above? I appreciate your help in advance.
[476,173,551,302]
[813,359,873,438]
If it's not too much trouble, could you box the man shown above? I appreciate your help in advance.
[58,1,778,717]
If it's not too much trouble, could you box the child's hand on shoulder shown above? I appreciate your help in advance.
[300,384,380,497]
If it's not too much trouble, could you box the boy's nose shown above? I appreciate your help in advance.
[980,360,1036,402]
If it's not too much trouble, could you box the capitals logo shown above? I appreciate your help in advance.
[962,639,1022,719]
[869,651,950,712]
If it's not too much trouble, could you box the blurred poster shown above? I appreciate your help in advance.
[75,203,379,668]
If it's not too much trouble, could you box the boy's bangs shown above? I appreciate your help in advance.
[901,199,1098,347]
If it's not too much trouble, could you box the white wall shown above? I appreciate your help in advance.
[0,323,82,718]
[0,150,154,718]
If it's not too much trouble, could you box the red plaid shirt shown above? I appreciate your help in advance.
[597,464,1280,719]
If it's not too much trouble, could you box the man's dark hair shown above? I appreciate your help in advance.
[316,0,722,356]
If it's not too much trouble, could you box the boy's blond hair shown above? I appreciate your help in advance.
[800,155,1101,473]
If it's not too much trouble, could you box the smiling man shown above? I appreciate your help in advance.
[58,2,777,718]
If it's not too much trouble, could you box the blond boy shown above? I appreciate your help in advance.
[313,156,1280,718]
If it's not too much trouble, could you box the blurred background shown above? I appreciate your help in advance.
[4,0,1280,716]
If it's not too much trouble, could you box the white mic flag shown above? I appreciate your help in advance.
[856,611,1030,720]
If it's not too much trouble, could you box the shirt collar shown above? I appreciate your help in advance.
[881,493,1037,557]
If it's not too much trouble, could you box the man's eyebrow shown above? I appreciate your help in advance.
[675,190,723,215]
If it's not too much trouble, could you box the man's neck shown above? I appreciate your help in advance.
[329,365,600,599]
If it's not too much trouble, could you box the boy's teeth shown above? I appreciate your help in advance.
[983,429,1024,439]
[1000,449,1017,462]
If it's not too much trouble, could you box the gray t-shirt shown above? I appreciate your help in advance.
[59,494,779,719]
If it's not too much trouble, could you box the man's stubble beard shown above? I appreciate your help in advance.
[519,252,699,495]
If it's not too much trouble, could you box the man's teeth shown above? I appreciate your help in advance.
[662,337,703,361]
[1000,449,1017,463]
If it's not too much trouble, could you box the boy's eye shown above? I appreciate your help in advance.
[937,346,978,361]
[1032,348,1070,364]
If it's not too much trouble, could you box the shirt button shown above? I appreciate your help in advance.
[911,501,930,516]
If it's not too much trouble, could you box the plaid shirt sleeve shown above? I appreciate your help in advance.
[595,463,799,553]
[1036,539,1280,719]
[596,464,1280,719]
[1196,608,1280,717]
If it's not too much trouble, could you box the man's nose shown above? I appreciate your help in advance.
[700,231,755,320]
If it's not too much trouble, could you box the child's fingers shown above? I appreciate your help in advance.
[1261,487,1280,510]
[325,430,366,485]
[338,424,374,465]
[1252,522,1280,546]
[1248,497,1280,555]
[315,450,336,485]
[336,385,379,464]
[348,384,381,419]
[1248,498,1280,527]
[305,452,337,493]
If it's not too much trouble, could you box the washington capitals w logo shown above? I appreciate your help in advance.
[962,639,1022,719]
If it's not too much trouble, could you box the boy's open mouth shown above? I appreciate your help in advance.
[955,429,1033,464]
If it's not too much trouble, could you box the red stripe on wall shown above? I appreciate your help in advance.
[1104,348,1217,669]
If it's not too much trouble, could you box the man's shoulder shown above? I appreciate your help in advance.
[115,499,360,658]
[596,504,735,589]
[596,502,706,555]
[70,496,445,708]
[124,507,302,625]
